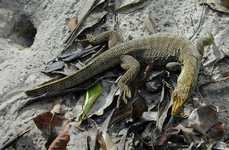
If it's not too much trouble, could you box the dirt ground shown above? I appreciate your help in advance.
[0,0,229,149]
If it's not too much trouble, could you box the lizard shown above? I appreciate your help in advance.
[25,31,213,116]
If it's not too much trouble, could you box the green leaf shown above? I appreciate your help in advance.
[79,83,103,122]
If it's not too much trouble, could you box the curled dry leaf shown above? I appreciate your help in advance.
[48,125,70,150]
[33,111,69,148]
[97,131,117,150]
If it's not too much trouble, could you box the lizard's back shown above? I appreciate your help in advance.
[102,33,200,63]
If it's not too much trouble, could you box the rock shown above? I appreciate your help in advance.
[165,62,181,72]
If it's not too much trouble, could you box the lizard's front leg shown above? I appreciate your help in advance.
[86,31,123,48]
[117,55,140,104]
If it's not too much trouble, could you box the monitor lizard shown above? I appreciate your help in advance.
[25,31,213,116]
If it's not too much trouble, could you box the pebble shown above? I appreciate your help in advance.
[165,62,181,72]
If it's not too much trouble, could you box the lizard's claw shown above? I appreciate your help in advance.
[117,83,131,104]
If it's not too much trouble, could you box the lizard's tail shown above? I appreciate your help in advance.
[25,55,119,96]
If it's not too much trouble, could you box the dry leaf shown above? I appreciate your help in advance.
[115,0,146,13]
[33,112,65,131]
[51,103,62,114]
[88,82,118,117]
[97,131,117,150]
[64,0,98,49]
[33,111,70,149]
[66,17,78,32]
[206,122,224,139]
[48,125,70,150]
[43,61,65,74]
[77,11,107,36]
[182,105,218,135]
[203,0,229,13]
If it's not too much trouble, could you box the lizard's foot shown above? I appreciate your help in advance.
[83,31,123,47]
[116,55,140,105]
[86,34,94,42]
[75,34,94,43]
[117,82,131,104]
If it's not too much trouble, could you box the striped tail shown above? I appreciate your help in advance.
[25,55,120,96]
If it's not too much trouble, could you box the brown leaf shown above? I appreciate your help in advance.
[48,125,70,150]
[97,131,117,150]
[33,112,65,131]
[158,126,181,145]
[206,122,224,139]
[182,105,218,135]
[66,17,78,32]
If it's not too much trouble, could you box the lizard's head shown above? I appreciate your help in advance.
[197,33,214,56]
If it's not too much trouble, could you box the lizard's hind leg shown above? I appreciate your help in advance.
[87,31,123,48]
[117,55,140,104]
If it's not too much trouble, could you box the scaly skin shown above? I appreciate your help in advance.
[25,31,213,116]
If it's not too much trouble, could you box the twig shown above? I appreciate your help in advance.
[189,0,207,40]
